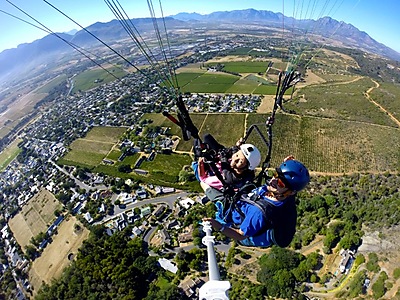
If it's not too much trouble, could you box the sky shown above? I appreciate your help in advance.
[0,0,399,54]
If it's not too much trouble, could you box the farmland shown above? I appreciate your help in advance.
[142,109,400,174]
[29,216,89,295]
[58,51,400,183]
[71,66,128,93]
[59,126,127,168]
[0,138,22,172]
[8,189,62,252]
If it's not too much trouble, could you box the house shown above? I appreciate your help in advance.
[131,226,142,237]
[179,278,204,298]
[1,225,9,239]
[140,206,151,217]
[179,197,195,209]
[84,212,93,224]
[339,249,354,273]
[117,192,136,204]
[166,219,180,230]
[160,229,171,245]
[153,205,166,218]
[158,258,178,274]
[162,187,175,194]
[136,189,148,199]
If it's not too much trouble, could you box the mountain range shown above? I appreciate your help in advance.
[1,9,399,84]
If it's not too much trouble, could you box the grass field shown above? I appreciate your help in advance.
[72,67,127,93]
[0,138,22,171]
[288,77,398,126]
[36,75,68,93]
[29,216,89,296]
[246,113,400,173]
[206,61,270,73]
[180,72,240,93]
[59,126,127,167]
[8,189,62,251]
[370,82,400,122]
[142,110,400,173]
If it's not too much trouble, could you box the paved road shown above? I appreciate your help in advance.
[49,160,96,191]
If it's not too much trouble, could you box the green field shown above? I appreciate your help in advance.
[36,75,68,93]
[59,126,126,167]
[142,111,400,173]
[176,71,278,94]
[246,113,400,173]
[84,126,126,142]
[179,73,240,93]
[207,61,270,73]
[72,67,127,93]
[0,139,22,171]
[57,123,200,190]
[370,82,400,122]
[288,78,398,126]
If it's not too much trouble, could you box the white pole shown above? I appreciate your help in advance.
[198,221,230,300]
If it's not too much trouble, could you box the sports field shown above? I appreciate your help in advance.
[8,189,62,251]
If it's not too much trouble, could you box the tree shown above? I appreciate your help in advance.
[25,245,38,260]
[118,164,132,173]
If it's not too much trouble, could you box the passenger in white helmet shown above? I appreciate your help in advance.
[192,134,261,202]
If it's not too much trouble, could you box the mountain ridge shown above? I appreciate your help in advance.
[1,9,399,84]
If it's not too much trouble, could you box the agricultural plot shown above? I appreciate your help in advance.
[93,152,195,189]
[83,126,126,142]
[106,149,123,161]
[207,61,270,73]
[0,92,47,139]
[142,112,246,152]
[59,126,126,167]
[287,77,398,127]
[198,113,246,147]
[72,66,127,93]
[8,189,62,251]
[246,113,400,173]
[0,138,22,172]
[370,82,400,123]
[29,217,89,295]
[225,75,271,94]
[176,63,206,73]
[179,73,239,93]
[175,72,206,87]
[36,75,68,93]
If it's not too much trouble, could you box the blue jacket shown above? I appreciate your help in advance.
[217,185,297,248]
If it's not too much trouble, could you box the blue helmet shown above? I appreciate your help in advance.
[277,159,310,192]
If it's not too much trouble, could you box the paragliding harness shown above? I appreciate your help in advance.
[163,70,301,222]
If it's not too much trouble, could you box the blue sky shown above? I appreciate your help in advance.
[0,0,399,54]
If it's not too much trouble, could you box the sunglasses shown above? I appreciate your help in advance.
[273,168,291,189]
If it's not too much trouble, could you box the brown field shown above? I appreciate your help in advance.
[257,95,275,113]
[29,216,90,295]
[0,92,47,139]
[8,189,62,251]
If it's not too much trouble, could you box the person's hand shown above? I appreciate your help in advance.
[284,155,295,162]
[236,137,244,147]
[203,217,224,231]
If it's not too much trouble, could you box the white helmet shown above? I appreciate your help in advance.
[240,144,261,170]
